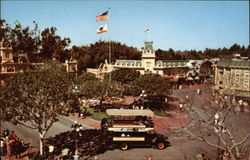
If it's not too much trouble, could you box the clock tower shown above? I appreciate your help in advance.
[141,41,156,74]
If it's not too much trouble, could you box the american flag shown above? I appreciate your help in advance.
[96,11,109,22]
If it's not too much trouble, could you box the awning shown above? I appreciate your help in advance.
[106,109,154,116]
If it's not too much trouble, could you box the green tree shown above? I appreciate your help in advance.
[107,68,140,84]
[1,20,41,62]
[74,72,96,86]
[40,27,71,62]
[229,43,241,53]
[81,79,122,106]
[74,73,97,90]
[69,41,141,71]
[0,61,79,156]
[129,73,172,108]
[1,20,71,63]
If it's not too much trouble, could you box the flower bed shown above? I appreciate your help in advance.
[103,97,124,104]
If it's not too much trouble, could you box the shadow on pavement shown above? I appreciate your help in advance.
[44,129,106,159]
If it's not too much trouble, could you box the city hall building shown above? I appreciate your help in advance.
[89,41,214,84]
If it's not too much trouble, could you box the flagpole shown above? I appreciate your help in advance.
[108,7,112,81]
[148,30,150,41]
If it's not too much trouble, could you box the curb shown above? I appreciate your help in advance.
[57,115,94,129]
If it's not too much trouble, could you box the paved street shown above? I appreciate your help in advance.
[89,85,250,160]
[2,85,250,160]
[1,116,90,149]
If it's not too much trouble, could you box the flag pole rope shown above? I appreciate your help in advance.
[108,7,112,82]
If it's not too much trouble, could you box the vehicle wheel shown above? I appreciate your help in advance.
[120,143,128,151]
[156,142,165,150]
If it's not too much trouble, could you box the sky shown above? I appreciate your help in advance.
[1,0,249,51]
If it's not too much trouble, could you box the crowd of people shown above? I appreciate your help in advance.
[1,128,26,159]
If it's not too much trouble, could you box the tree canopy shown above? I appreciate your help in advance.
[1,20,71,63]
[74,72,97,85]
[106,68,140,85]
[80,79,123,105]
[128,73,172,108]
[70,40,141,72]
[0,61,79,155]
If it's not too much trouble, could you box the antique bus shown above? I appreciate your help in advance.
[101,109,170,150]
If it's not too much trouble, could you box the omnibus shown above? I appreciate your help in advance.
[101,109,170,150]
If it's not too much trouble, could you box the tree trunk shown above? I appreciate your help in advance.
[228,149,237,160]
[217,137,221,159]
[39,131,46,156]
[235,146,240,159]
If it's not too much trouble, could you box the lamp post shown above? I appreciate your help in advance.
[140,90,147,109]
[72,85,82,117]
[71,121,84,160]
[72,85,80,94]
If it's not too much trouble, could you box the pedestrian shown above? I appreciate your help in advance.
[179,103,183,111]
[165,97,168,104]
[78,107,81,117]
[214,112,220,125]
[8,137,16,156]
[12,138,23,159]
[196,153,206,160]
[234,105,241,114]
[48,144,55,160]
[196,154,202,160]
[3,129,9,137]
[10,131,17,140]
[197,88,201,95]
[147,155,153,160]
[1,137,7,156]
[201,153,206,160]
[73,154,79,160]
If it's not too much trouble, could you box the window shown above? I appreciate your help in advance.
[244,71,249,88]
[7,66,14,72]
[235,70,240,87]
[5,53,9,58]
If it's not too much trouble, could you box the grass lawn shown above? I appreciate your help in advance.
[86,107,107,121]
[153,110,172,117]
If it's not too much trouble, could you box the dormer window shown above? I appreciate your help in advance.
[5,53,9,58]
